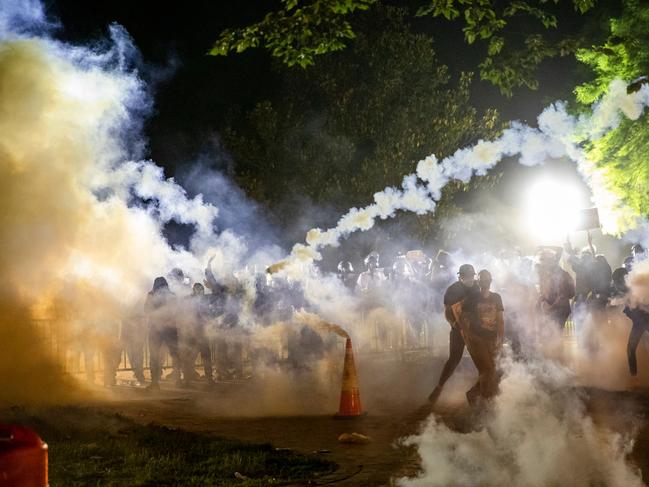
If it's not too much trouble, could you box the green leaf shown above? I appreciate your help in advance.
[487,36,504,55]
[283,0,298,10]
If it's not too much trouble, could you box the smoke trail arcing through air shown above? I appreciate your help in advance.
[276,80,649,275]
[2,2,649,483]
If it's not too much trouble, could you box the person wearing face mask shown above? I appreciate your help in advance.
[460,269,505,404]
[428,264,480,405]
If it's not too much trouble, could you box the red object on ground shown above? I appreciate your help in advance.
[335,338,365,418]
[0,424,48,487]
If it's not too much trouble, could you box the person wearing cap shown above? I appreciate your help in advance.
[460,269,505,404]
[428,264,479,405]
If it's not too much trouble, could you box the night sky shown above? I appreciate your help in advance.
[48,0,599,177]
[41,0,625,264]
[48,2,270,170]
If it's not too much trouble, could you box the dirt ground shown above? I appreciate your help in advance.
[82,354,649,486]
[96,354,450,486]
[107,397,425,485]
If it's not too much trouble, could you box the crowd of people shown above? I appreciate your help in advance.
[62,235,649,403]
[335,238,649,404]
[65,256,328,389]
[427,240,648,405]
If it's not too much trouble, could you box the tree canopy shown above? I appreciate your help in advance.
[210,0,600,96]
[210,0,376,68]
[222,6,501,243]
[576,0,649,219]
[210,0,649,238]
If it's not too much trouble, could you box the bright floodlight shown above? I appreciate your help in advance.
[524,179,583,242]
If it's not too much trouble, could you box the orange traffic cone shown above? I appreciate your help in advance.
[335,338,365,418]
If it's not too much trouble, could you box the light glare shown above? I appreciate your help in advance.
[524,179,583,242]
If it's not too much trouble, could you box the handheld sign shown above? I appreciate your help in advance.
[575,208,600,231]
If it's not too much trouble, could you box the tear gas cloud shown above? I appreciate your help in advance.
[388,241,647,486]
[0,0,646,387]
[0,2,284,402]
[2,1,649,483]
[398,354,643,487]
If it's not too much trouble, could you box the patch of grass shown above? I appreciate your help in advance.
[4,406,336,486]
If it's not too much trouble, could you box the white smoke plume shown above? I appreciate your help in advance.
[627,259,649,309]
[0,1,281,402]
[398,356,643,487]
[0,0,53,37]
[282,80,649,273]
[0,1,287,305]
[0,32,213,298]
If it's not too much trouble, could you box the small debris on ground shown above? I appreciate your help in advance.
[337,432,371,444]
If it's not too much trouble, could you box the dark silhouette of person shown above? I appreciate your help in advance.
[145,277,180,390]
[428,264,479,405]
